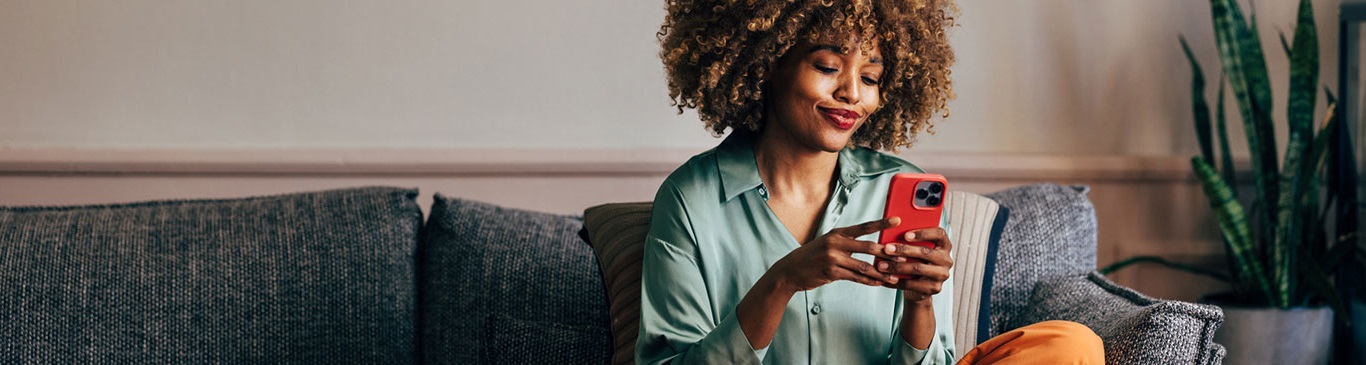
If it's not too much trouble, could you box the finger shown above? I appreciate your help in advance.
[831,236,897,260]
[832,265,893,287]
[836,217,900,238]
[883,242,939,263]
[878,260,951,282]
[833,254,899,285]
[903,227,950,250]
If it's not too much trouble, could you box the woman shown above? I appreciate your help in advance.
[638,1,1104,364]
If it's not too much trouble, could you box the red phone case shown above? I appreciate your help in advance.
[876,173,947,278]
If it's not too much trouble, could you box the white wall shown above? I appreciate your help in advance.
[0,0,1342,155]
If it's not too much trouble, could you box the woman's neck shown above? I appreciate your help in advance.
[751,129,840,201]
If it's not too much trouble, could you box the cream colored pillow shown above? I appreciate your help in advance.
[943,191,1007,359]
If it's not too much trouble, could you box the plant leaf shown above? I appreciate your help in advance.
[1182,35,1216,163]
[1193,156,1276,305]
[1208,0,1281,283]
[1274,0,1319,307]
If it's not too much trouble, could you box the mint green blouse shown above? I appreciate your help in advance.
[637,133,955,365]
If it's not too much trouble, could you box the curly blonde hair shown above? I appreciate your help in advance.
[659,0,957,151]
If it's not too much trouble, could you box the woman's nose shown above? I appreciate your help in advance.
[833,72,861,105]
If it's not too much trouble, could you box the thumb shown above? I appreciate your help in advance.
[838,216,900,238]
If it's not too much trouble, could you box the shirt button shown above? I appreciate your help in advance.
[810,304,822,315]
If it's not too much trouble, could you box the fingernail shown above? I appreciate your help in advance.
[888,277,899,284]
[877,262,888,271]
[905,232,916,240]
[885,244,896,253]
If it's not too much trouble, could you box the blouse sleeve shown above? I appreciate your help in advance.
[635,181,765,365]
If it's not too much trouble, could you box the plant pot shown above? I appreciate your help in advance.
[1214,304,1333,365]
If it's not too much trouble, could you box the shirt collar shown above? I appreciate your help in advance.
[715,132,903,202]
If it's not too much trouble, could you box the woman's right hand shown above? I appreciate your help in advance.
[768,217,904,293]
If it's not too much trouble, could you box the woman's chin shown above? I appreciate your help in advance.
[810,134,853,153]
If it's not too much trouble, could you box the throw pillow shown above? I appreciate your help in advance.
[1023,272,1227,364]
[942,191,1009,353]
[418,196,612,365]
[581,202,653,365]
[984,184,1098,336]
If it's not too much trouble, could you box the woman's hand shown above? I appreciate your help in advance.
[768,217,904,293]
[878,227,953,303]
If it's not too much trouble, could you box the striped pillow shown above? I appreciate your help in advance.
[582,202,653,365]
[943,191,1008,359]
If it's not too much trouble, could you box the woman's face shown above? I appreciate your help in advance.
[762,38,884,153]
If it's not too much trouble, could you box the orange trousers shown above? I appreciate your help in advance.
[956,320,1105,365]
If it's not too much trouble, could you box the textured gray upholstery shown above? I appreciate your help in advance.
[1025,273,1227,364]
[417,195,611,365]
[984,184,1224,364]
[984,184,1098,336]
[0,187,422,364]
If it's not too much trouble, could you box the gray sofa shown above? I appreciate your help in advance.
[0,184,1224,364]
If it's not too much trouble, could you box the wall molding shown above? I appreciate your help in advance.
[0,148,1203,181]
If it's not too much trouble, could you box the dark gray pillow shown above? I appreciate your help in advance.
[984,184,1098,336]
[417,195,611,365]
[1024,272,1227,364]
[0,187,422,364]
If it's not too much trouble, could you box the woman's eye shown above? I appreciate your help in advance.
[862,76,880,85]
[814,65,838,74]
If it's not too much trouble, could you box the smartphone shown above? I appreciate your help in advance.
[876,173,947,279]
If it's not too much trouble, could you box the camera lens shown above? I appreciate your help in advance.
[916,189,928,199]
[929,183,943,193]
[926,196,941,207]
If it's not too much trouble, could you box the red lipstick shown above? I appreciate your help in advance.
[820,107,860,130]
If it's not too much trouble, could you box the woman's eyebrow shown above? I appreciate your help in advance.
[809,45,844,54]
[809,44,883,65]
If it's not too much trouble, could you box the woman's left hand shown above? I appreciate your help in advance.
[877,227,953,303]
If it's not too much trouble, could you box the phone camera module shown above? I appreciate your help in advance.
[911,179,946,209]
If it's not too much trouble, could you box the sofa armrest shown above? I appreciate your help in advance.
[1023,272,1226,365]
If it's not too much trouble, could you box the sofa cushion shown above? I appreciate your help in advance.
[942,191,1008,354]
[984,184,1098,336]
[581,202,653,365]
[1023,272,1227,364]
[418,196,611,365]
[0,187,422,364]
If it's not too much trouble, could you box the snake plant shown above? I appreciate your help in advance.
[1104,0,1363,310]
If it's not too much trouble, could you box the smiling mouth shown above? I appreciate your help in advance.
[819,107,859,130]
